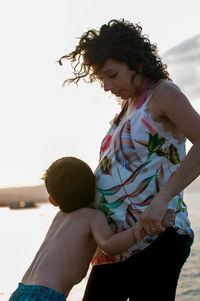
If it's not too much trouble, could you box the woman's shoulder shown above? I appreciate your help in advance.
[150,80,181,97]
[148,79,188,113]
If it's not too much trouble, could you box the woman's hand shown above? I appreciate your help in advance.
[133,196,169,242]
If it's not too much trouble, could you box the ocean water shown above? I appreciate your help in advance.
[0,190,199,301]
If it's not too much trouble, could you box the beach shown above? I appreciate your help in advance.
[0,189,199,301]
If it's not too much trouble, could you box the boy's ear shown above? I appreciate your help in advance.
[49,195,59,207]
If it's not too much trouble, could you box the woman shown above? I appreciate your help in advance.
[59,19,199,301]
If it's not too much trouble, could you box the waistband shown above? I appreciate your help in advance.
[18,283,66,299]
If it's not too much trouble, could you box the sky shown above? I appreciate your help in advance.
[0,0,200,187]
[163,34,200,101]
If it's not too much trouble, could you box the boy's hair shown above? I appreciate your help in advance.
[42,157,95,213]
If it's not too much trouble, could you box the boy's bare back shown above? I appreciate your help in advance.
[22,208,97,297]
[21,207,175,298]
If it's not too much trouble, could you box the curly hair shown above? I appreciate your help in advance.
[59,19,171,85]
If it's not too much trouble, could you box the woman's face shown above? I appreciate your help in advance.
[98,59,143,100]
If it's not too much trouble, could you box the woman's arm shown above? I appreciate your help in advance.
[133,84,200,241]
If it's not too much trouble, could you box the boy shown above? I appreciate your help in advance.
[9,157,175,300]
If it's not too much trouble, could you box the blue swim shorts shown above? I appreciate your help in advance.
[9,283,66,300]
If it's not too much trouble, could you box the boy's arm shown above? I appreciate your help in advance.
[90,210,138,256]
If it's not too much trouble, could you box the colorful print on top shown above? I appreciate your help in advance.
[92,81,193,265]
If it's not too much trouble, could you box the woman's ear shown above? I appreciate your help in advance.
[49,195,59,207]
[138,63,143,73]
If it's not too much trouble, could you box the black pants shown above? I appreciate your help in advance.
[83,228,193,301]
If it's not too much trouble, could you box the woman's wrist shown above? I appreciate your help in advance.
[152,190,171,205]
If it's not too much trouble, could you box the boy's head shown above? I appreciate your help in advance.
[42,157,96,213]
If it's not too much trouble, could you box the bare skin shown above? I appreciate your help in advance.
[22,207,175,297]
[99,59,200,240]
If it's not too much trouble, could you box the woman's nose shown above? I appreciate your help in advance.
[103,80,113,92]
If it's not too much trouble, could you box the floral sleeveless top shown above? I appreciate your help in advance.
[92,81,193,265]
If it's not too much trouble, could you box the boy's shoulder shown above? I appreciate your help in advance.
[74,207,105,222]
[77,207,102,216]
[54,208,104,224]
[62,207,102,218]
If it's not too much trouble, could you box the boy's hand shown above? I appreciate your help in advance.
[133,206,175,243]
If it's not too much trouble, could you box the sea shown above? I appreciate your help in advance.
[0,189,199,301]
